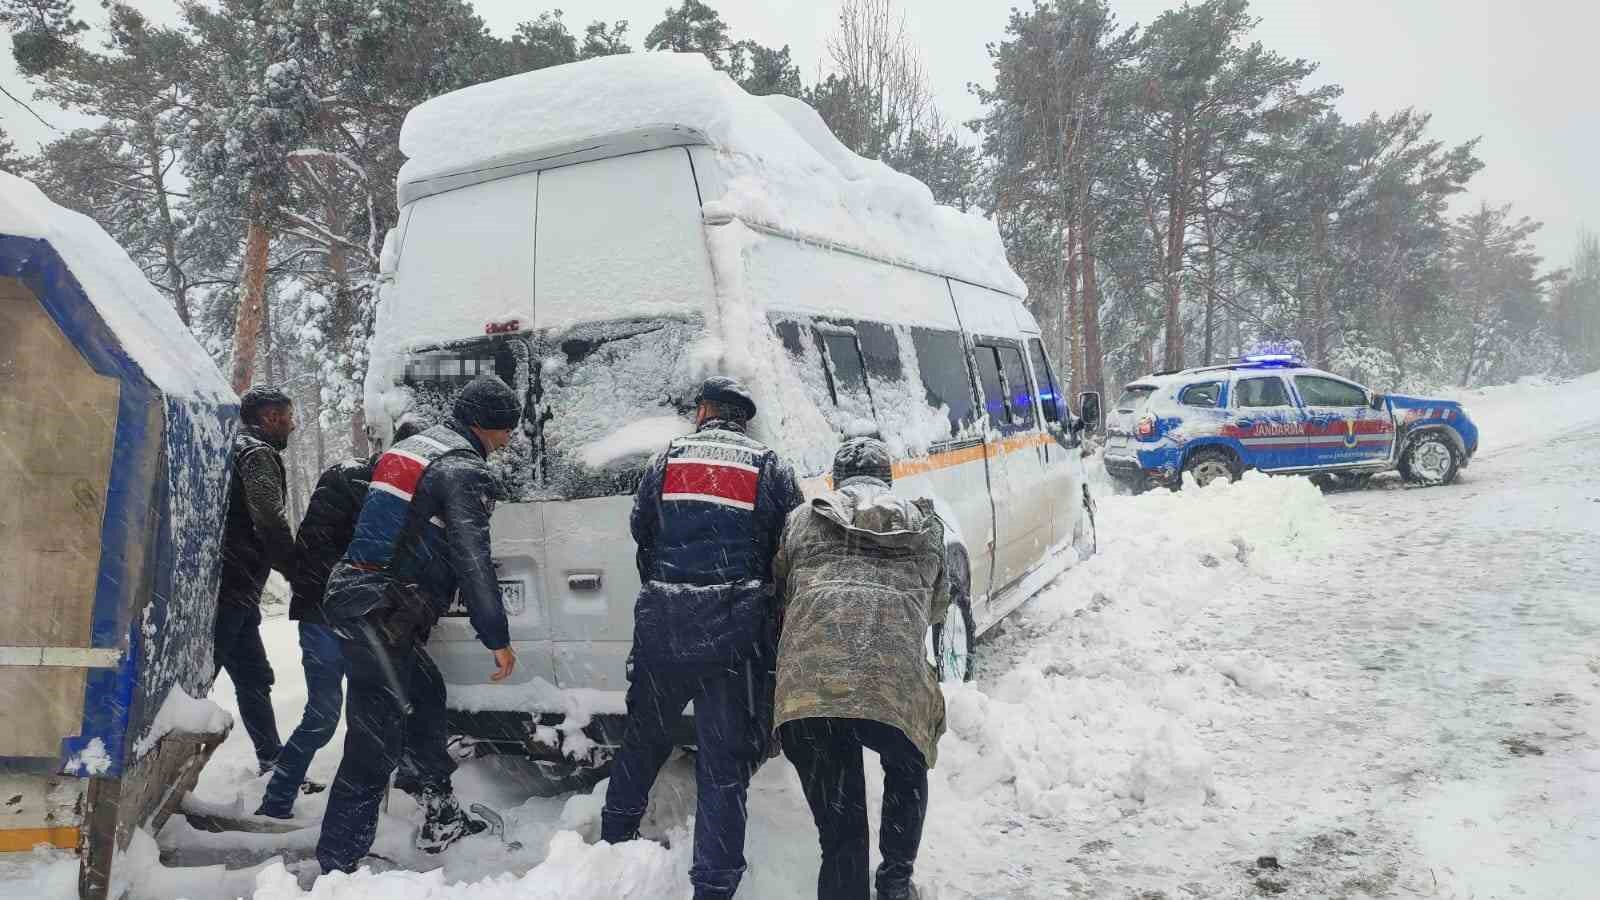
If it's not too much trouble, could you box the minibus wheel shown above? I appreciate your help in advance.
[931,546,976,682]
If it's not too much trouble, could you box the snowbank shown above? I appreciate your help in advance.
[251,833,680,900]
[0,171,233,402]
[1441,369,1600,455]
[928,473,1339,830]
[397,53,1023,297]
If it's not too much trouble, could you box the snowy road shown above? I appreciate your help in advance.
[4,378,1597,899]
[934,405,1600,898]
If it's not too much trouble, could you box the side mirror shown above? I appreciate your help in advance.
[1369,392,1386,411]
[1078,391,1103,434]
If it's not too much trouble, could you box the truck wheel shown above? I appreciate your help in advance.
[1400,432,1459,486]
[1182,448,1240,488]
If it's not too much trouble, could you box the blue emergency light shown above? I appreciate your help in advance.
[1235,353,1305,368]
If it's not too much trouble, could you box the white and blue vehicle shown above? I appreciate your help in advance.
[1100,354,1480,490]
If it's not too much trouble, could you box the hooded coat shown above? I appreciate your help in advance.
[772,477,950,766]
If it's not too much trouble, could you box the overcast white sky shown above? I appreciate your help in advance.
[2,0,1593,266]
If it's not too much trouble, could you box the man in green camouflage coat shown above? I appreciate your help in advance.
[773,437,950,900]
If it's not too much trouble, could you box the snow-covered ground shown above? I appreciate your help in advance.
[5,372,1598,899]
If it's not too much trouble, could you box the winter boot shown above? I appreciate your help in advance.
[877,881,922,900]
[415,790,487,854]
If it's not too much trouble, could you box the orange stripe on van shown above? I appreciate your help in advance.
[803,431,1056,493]
[0,826,78,851]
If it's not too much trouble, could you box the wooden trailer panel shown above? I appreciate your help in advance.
[0,275,121,761]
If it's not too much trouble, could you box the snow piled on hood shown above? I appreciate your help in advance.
[0,171,234,402]
[397,53,1023,297]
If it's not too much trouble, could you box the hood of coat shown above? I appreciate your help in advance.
[810,477,935,549]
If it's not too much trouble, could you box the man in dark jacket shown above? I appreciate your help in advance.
[217,386,297,774]
[601,376,805,900]
[314,378,519,874]
[773,438,949,900]
[255,420,422,819]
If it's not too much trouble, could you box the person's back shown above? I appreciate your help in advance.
[773,437,949,900]
[316,379,519,874]
[773,475,948,760]
[630,413,800,665]
[603,376,804,900]
[257,421,422,819]
[215,386,297,775]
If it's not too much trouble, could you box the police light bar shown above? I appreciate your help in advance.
[1236,353,1304,368]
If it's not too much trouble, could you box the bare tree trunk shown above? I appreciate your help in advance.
[142,115,189,327]
[1202,213,1218,365]
[1311,204,1329,366]
[229,218,271,393]
[1066,221,1082,403]
[311,385,327,474]
[1080,223,1105,402]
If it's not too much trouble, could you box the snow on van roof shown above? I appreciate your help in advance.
[398,52,1026,298]
[0,171,234,402]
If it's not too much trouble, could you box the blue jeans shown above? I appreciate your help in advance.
[214,602,280,769]
[602,663,771,899]
[317,629,457,874]
[258,623,346,816]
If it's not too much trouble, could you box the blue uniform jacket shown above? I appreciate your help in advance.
[629,419,804,666]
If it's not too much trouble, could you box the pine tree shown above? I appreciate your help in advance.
[31,4,203,325]
[182,0,320,394]
[0,0,87,75]
[1448,203,1550,385]
[644,0,730,65]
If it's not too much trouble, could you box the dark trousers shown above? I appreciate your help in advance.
[602,664,771,899]
[259,623,346,815]
[214,602,281,769]
[316,629,455,873]
[779,717,930,900]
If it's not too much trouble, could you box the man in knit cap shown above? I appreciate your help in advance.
[315,376,521,872]
[773,436,950,900]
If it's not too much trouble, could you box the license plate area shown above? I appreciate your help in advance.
[446,580,527,617]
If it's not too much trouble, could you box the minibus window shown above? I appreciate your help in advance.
[402,336,533,498]
[530,316,702,501]
[817,330,876,433]
[911,328,978,438]
[775,320,807,358]
[1027,339,1063,425]
[973,345,1008,428]
[996,345,1037,429]
[856,321,902,383]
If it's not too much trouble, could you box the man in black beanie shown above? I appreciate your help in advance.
[315,376,521,872]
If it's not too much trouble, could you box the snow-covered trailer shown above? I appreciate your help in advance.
[0,173,235,898]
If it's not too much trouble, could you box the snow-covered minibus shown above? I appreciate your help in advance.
[363,53,1097,779]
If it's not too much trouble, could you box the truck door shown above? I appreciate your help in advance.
[1227,374,1307,470]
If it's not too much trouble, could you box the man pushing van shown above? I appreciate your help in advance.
[601,376,805,900]
[315,376,520,873]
